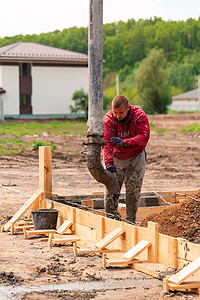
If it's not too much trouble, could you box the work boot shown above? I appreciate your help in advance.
[105,211,121,221]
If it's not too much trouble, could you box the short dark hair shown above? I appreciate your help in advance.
[112,95,129,109]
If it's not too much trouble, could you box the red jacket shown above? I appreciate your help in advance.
[102,104,150,167]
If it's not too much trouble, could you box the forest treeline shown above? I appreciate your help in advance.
[1,17,200,110]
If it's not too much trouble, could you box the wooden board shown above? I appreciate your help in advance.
[27,229,56,236]
[123,240,151,260]
[169,256,200,285]
[56,220,72,234]
[95,227,125,249]
[168,280,200,290]
[52,235,80,244]
[4,190,43,231]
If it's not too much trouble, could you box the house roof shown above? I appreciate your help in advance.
[172,89,198,101]
[0,42,88,64]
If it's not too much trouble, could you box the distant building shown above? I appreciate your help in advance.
[0,42,88,118]
[169,89,199,112]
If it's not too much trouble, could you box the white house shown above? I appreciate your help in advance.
[0,42,88,118]
[169,89,199,112]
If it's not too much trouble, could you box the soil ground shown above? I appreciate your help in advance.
[0,113,200,299]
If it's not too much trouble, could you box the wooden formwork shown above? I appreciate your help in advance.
[2,146,200,296]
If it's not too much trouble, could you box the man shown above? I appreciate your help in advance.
[102,94,150,223]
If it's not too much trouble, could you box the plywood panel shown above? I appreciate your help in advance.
[178,239,200,262]
[123,240,151,260]
[75,223,97,244]
[169,256,200,284]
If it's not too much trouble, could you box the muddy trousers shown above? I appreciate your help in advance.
[104,151,146,223]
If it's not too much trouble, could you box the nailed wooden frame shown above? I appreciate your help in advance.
[2,146,200,296]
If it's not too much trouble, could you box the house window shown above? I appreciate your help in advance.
[19,63,31,76]
[19,63,32,114]
[20,95,31,106]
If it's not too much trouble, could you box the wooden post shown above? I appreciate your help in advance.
[73,242,78,257]
[103,253,107,268]
[48,233,53,248]
[133,226,138,246]
[167,236,178,269]
[72,208,76,232]
[96,216,105,241]
[39,146,52,198]
[148,221,158,263]
[163,276,169,293]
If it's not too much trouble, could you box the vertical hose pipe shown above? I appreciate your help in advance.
[86,0,120,195]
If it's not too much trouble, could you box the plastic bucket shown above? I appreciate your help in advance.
[31,209,59,230]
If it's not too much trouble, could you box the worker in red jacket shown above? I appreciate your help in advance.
[102,94,150,223]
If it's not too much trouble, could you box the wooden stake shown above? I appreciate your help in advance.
[48,233,53,248]
[167,236,178,269]
[10,223,14,235]
[39,146,52,198]
[73,242,78,257]
[103,253,107,268]
[163,276,169,293]
[148,221,158,263]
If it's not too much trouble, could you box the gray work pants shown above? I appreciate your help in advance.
[104,151,146,223]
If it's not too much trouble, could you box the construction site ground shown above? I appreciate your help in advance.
[0,113,200,299]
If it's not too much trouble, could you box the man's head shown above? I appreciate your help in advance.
[112,95,130,121]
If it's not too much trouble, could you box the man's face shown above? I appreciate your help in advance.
[112,105,129,121]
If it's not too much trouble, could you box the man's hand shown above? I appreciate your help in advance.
[111,137,125,147]
[106,165,117,173]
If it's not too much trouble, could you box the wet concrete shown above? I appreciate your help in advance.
[0,277,162,300]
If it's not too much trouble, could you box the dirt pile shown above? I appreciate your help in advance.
[0,271,24,285]
[141,191,200,243]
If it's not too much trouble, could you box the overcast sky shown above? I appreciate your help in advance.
[0,0,200,38]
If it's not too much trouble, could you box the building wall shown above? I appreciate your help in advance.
[32,66,88,115]
[0,65,19,115]
[169,99,199,111]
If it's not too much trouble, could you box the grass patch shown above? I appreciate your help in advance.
[0,120,87,136]
[156,129,170,134]
[180,123,200,133]
[31,141,57,150]
[168,110,199,114]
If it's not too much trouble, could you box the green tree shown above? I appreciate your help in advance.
[135,49,171,114]
[166,63,196,93]
[70,89,88,118]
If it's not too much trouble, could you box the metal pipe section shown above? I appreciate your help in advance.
[86,0,120,195]
[87,0,104,137]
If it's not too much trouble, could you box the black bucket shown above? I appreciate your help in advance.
[31,209,59,230]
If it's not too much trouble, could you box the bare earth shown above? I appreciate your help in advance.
[0,113,200,299]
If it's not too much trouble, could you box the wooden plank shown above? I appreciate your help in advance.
[75,223,96,243]
[157,234,178,268]
[168,281,200,290]
[123,240,151,260]
[178,239,200,262]
[95,227,125,250]
[56,220,72,235]
[96,216,105,241]
[167,236,178,269]
[27,229,56,236]
[106,258,138,267]
[148,222,158,263]
[76,208,101,229]
[14,225,34,231]
[52,236,80,244]
[132,261,171,278]
[4,190,43,232]
[104,217,124,234]
[39,146,52,197]
[82,199,94,209]
[169,257,200,285]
